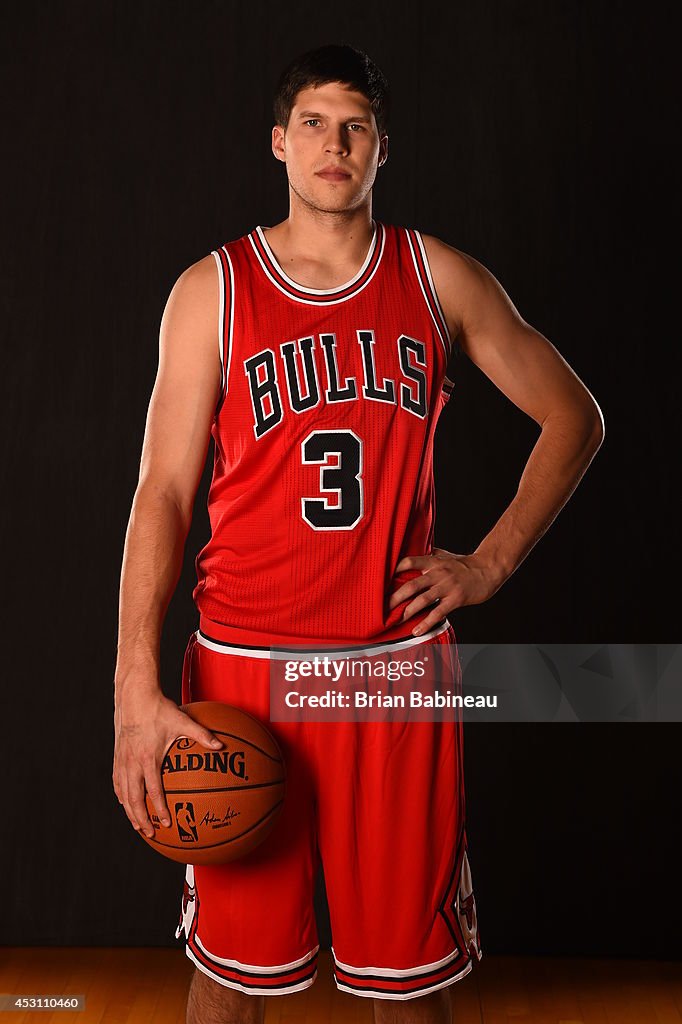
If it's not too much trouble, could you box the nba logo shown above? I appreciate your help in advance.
[175,802,198,842]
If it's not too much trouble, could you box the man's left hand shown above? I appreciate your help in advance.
[389,548,506,636]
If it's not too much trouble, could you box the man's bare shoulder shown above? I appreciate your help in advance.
[171,252,219,304]
[161,252,220,348]
[419,233,477,272]
[420,233,496,298]
[419,232,525,341]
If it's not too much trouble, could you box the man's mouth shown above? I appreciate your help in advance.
[316,169,351,182]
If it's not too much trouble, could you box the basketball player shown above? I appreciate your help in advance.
[113,44,604,1024]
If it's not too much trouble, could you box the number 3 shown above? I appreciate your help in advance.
[301,429,364,530]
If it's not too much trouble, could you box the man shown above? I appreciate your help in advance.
[113,43,603,1024]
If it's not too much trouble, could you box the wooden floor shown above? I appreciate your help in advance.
[0,947,680,1023]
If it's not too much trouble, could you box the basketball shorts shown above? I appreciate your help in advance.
[174,619,482,1001]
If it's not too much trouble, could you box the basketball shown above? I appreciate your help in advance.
[141,701,286,865]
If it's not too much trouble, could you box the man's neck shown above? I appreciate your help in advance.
[266,204,374,266]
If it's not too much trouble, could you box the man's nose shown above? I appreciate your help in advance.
[324,126,349,154]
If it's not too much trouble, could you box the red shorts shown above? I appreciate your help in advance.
[174,619,482,1001]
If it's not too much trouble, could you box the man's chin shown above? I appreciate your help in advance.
[289,182,366,216]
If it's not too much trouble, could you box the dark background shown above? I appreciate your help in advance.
[2,0,680,956]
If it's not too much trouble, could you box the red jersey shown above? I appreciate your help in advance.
[193,220,455,647]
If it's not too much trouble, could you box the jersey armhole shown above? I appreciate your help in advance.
[210,246,235,412]
[404,228,455,362]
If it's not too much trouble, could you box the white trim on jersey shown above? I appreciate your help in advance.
[210,250,226,393]
[211,246,235,397]
[221,246,236,395]
[257,221,377,294]
[414,230,454,355]
[184,947,318,997]
[334,960,474,1002]
[404,230,452,361]
[193,934,319,973]
[223,246,235,393]
[195,618,452,659]
[331,945,463,977]
[248,223,385,306]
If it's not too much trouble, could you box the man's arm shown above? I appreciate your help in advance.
[390,235,605,636]
[113,254,225,839]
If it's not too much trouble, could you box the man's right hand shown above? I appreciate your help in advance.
[113,684,223,839]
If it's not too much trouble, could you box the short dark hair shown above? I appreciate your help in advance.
[273,44,390,137]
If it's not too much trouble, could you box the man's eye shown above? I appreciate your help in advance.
[349,124,364,131]
[305,119,320,127]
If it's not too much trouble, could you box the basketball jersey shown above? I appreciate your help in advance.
[193,220,455,647]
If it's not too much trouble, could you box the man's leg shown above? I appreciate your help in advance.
[186,968,265,1024]
[314,629,481,1005]
[372,989,451,1024]
[174,637,320,1016]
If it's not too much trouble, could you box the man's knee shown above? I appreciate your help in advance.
[186,968,265,1024]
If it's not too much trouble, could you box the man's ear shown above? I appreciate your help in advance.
[378,134,389,168]
[272,124,286,163]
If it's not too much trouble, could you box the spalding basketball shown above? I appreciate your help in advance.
[141,701,286,865]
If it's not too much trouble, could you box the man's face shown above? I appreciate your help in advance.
[272,81,388,215]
